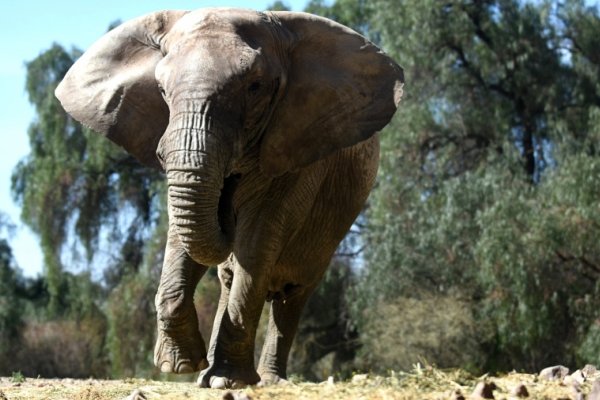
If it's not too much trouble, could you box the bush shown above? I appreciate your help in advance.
[289,260,358,381]
[0,239,24,374]
[105,273,156,378]
[357,295,484,373]
[577,320,600,367]
[357,152,600,372]
[16,317,107,378]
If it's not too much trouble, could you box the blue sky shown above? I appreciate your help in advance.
[0,0,308,277]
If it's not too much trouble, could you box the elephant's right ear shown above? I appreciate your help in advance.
[55,10,187,168]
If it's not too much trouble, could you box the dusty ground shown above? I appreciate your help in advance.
[1,366,599,400]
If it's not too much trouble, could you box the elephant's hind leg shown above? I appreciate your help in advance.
[154,225,209,374]
[257,283,316,385]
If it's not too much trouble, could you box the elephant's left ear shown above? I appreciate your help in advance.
[55,10,188,168]
[259,12,404,177]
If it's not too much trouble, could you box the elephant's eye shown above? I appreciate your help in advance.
[248,81,261,94]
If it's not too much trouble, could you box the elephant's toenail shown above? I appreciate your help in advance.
[176,362,194,374]
[160,361,173,373]
[210,376,228,389]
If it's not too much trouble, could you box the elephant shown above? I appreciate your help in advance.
[55,8,403,388]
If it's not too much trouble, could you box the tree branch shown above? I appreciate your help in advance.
[335,246,365,258]
[446,43,513,100]
[555,250,600,274]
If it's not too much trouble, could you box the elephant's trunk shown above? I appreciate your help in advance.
[161,105,235,266]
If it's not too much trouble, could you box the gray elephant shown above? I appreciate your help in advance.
[55,8,403,388]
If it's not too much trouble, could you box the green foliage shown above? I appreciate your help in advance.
[10,371,25,383]
[578,322,600,367]
[102,196,227,379]
[0,240,22,338]
[105,204,169,379]
[358,146,600,372]
[194,267,221,343]
[304,0,372,35]
[6,34,169,378]
[470,153,600,369]
[290,260,358,380]
[12,43,165,317]
[0,230,108,377]
[16,316,108,378]
[105,272,157,378]
[359,295,483,373]
[0,219,24,373]
[345,0,600,373]
[267,1,291,11]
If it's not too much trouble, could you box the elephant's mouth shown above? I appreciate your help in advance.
[217,174,241,240]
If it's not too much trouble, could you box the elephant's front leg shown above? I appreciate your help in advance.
[154,225,209,374]
[257,284,315,385]
[198,257,268,388]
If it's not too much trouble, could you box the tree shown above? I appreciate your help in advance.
[0,215,23,373]
[267,1,291,11]
[350,0,600,372]
[289,260,358,380]
[12,43,166,316]
[304,0,372,35]
[11,39,168,378]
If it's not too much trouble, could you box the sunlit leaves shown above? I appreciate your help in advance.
[353,0,600,372]
[12,43,166,315]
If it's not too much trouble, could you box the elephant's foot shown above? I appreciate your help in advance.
[154,325,208,373]
[154,254,207,374]
[198,365,260,389]
[153,294,208,374]
[257,372,290,387]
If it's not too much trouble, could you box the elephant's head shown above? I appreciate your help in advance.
[55,8,403,267]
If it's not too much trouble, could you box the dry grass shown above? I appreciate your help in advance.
[0,365,598,400]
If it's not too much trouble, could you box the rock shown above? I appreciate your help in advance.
[564,369,585,390]
[351,374,368,384]
[209,377,247,390]
[583,364,598,377]
[589,380,600,400]
[510,383,529,398]
[472,381,497,399]
[564,377,581,393]
[570,369,587,384]
[539,365,569,381]
[125,389,147,400]
[222,392,252,400]
[0,390,7,400]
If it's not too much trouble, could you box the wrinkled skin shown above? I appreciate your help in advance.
[55,8,403,388]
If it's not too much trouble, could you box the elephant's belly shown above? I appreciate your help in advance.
[230,135,378,296]
[268,135,380,289]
